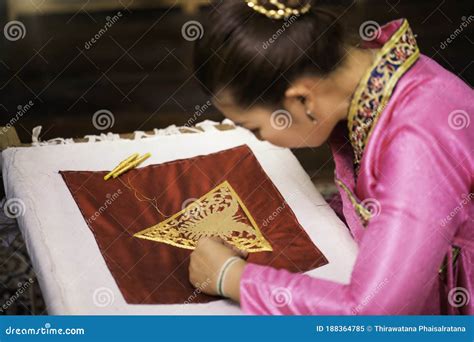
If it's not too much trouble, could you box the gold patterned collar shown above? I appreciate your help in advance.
[347,19,420,174]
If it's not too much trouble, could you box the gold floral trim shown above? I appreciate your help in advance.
[348,19,420,174]
[439,246,461,275]
[335,178,372,226]
[134,180,273,252]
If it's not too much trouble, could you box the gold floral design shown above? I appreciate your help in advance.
[335,178,372,226]
[348,19,420,174]
[134,181,273,252]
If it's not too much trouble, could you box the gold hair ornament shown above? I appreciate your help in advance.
[245,0,311,20]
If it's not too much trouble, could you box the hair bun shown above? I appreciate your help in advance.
[245,0,313,20]
[278,0,313,8]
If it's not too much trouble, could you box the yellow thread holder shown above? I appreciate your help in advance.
[104,153,151,181]
[104,153,139,180]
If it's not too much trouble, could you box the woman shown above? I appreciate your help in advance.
[188,0,473,315]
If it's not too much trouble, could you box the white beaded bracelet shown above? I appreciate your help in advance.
[216,256,242,298]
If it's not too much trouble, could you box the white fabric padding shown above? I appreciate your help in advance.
[1,121,358,315]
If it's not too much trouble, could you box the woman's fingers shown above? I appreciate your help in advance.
[189,236,247,296]
[196,237,249,259]
[221,239,249,260]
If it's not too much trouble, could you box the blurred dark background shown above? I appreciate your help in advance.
[0,0,472,316]
[0,0,472,176]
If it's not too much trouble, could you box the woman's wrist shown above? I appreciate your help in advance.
[222,259,247,303]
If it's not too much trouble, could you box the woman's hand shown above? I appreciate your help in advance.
[189,237,247,302]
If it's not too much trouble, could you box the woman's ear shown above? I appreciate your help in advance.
[284,79,320,125]
[285,85,309,103]
[284,78,317,106]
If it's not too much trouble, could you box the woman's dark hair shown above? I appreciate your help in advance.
[194,0,348,109]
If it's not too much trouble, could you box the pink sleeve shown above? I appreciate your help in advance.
[240,125,471,315]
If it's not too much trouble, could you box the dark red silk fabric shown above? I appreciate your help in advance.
[60,145,327,304]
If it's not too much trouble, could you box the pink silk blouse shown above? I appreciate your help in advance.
[240,19,474,315]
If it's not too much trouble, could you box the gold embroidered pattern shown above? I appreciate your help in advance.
[348,19,420,174]
[134,181,273,252]
[335,178,372,226]
[439,246,461,276]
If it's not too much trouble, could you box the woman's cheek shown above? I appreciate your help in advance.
[309,127,332,147]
